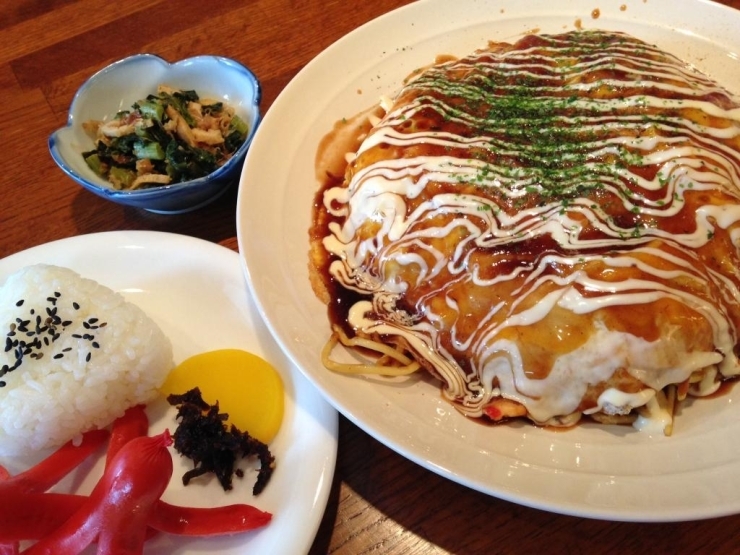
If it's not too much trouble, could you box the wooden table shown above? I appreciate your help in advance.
[3,1,740,553]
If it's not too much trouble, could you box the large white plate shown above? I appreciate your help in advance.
[0,231,337,554]
[237,0,740,522]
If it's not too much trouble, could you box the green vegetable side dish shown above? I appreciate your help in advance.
[82,85,249,190]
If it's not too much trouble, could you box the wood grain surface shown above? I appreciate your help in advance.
[2,1,740,554]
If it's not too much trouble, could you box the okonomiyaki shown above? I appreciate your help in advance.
[309,30,740,435]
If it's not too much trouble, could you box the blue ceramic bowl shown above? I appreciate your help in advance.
[49,54,261,214]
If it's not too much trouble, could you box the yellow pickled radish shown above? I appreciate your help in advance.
[160,348,284,444]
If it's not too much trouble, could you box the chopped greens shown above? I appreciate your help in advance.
[81,84,249,190]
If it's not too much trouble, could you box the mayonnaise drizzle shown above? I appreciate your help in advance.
[320,30,740,430]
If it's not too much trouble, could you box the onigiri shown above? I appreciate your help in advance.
[0,264,173,457]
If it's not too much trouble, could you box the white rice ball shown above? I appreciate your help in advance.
[0,264,173,457]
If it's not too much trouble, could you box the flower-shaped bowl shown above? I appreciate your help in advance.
[49,54,261,214]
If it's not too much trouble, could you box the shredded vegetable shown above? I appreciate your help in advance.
[82,84,249,190]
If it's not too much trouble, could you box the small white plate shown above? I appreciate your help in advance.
[237,0,740,522]
[0,231,338,554]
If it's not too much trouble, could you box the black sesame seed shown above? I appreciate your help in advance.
[85,352,91,362]
[0,381,5,387]
[92,341,100,349]
[72,334,82,339]
[2,292,98,376]
[83,321,90,329]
